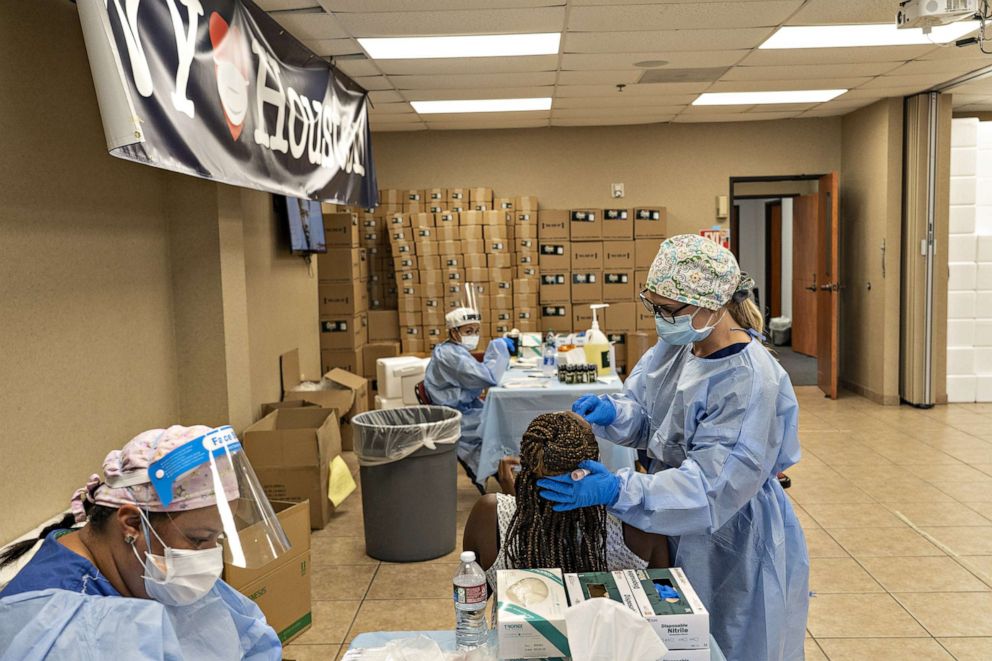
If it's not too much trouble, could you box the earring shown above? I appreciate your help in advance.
[124,535,135,545]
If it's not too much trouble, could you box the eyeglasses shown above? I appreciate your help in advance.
[639,291,690,325]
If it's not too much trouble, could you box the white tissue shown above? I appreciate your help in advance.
[565,598,669,661]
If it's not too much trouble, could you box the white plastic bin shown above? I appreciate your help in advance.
[769,316,792,347]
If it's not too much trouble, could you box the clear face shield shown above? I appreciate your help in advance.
[144,426,291,568]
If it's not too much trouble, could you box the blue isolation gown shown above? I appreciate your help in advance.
[423,339,510,479]
[0,531,281,660]
[593,337,809,661]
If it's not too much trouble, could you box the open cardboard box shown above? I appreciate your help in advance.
[280,349,368,451]
[223,500,312,645]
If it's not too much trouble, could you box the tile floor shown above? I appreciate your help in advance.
[283,386,992,660]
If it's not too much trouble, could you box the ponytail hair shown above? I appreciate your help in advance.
[728,296,764,335]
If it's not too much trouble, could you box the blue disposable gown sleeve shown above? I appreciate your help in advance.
[213,581,282,660]
[610,368,796,536]
[593,349,653,448]
[434,341,509,392]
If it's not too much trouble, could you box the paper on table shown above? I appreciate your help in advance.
[502,380,549,389]
[328,455,357,507]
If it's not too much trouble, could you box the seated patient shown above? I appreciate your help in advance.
[463,412,669,590]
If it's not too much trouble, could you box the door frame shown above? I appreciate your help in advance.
[765,200,783,320]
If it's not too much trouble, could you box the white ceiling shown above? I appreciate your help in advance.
[255,0,992,131]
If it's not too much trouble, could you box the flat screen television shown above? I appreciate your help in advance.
[279,196,326,254]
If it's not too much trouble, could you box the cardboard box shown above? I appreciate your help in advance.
[242,407,341,529]
[362,341,401,379]
[465,267,489,282]
[605,301,637,333]
[514,218,538,240]
[441,254,463,270]
[491,293,514,311]
[402,189,425,203]
[448,204,468,214]
[398,296,421,313]
[319,314,367,350]
[392,240,415,257]
[516,266,540,279]
[415,240,439,257]
[393,255,418,271]
[488,254,513,269]
[320,348,363,376]
[484,225,509,242]
[419,270,444,287]
[494,196,514,210]
[637,239,663,269]
[603,270,635,302]
[408,212,434,229]
[571,271,603,303]
[423,326,446,342]
[422,307,445,327]
[573,305,595,331]
[516,237,537,252]
[538,210,569,240]
[403,201,427,214]
[516,196,539,212]
[259,399,319,419]
[570,208,602,241]
[515,307,540,324]
[318,282,368,316]
[447,187,468,202]
[637,304,656,331]
[463,239,485,254]
[570,242,603,270]
[398,310,422,327]
[436,211,459,227]
[564,568,710,651]
[635,269,650,294]
[539,242,569,270]
[444,268,467,284]
[401,338,425,354]
[516,252,538,268]
[378,189,402,205]
[414,226,437,241]
[514,278,539,296]
[426,187,446,202]
[426,202,446,215]
[368,310,399,341]
[469,187,493,205]
[517,292,539,309]
[322,211,360,248]
[317,247,364,282]
[490,276,514,294]
[496,569,570,660]
[385,213,409,228]
[634,207,668,239]
[539,272,569,303]
[541,303,572,332]
[459,225,484,242]
[482,210,509,227]
[487,239,511,255]
[223,500,312,645]
[459,210,484,226]
[602,208,634,240]
[463,253,487,269]
[438,240,462,256]
[603,240,635,269]
[434,224,460,242]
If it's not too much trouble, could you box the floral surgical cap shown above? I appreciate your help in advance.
[645,234,756,311]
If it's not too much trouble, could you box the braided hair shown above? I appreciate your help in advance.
[504,412,608,573]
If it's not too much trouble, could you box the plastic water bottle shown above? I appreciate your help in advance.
[453,551,488,650]
[542,332,557,377]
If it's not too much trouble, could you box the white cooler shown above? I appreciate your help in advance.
[376,356,430,405]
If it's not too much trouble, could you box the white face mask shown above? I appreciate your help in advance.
[132,511,224,606]
[460,334,480,350]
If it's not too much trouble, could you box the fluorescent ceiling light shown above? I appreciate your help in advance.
[693,90,847,106]
[760,22,979,49]
[412,98,552,114]
[359,33,561,60]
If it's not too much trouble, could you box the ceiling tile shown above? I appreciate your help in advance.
[707,78,871,92]
[562,51,748,71]
[568,2,803,31]
[739,46,932,66]
[371,124,427,132]
[921,44,992,60]
[557,82,711,97]
[840,86,932,98]
[304,38,361,57]
[949,92,992,104]
[557,70,643,85]
[948,79,992,95]
[369,90,405,103]
[857,73,956,90]
[786,0,895,25]
[335,58,382,78]
[565,28,774,53]
[425,119,550,130]
[352,75,394,91]
[551,106,685,119]
[375,55,558,76]
[887,58,992,76]
[551,116,675,127]
[335,7,566,37]
[370,113,422,124]
[321,0,563,10]
[369,102,415,114]
[272,11,348,41]
[673,111,801,123]
[402,87,553,101]
[724,62,901,81]
[390,72,557,90]
[552,94,700,108]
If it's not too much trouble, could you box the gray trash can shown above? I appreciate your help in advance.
[352,406,462,562]
[769,316,792,347]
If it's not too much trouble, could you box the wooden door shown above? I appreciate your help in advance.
[792,194,819,357]
[816,172,840,399]
[766,201,782,318]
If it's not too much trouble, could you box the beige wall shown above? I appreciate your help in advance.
[372,119,842,236]
[839,99,905,405]
[1,0,319,542]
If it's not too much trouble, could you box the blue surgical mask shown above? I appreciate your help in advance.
[655,309,723,346]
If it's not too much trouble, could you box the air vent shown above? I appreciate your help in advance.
[637,67,729,84]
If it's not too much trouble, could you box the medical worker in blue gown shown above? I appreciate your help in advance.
[538,234,809,661]
[424,305,511,490]
[0,425,286,659]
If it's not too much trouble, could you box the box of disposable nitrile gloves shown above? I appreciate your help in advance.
[564,568,709,651]
[496,569,571,660]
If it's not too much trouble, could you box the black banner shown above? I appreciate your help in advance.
[78,0,377,207]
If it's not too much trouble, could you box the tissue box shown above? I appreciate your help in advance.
[564,568,709,651]
[496,569,571,660]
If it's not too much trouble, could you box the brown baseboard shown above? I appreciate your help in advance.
[840,380,900,406]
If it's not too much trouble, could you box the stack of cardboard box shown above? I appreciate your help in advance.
[384,188,539,355]
[538,207,667,376]
[317,211,369,376]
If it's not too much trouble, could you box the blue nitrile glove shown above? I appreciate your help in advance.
[655,584,680,601]
[537,460,621,512]
[571,395,617,426]
[501,336,517,355]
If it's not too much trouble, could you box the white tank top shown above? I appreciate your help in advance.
[485,493,648,591]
